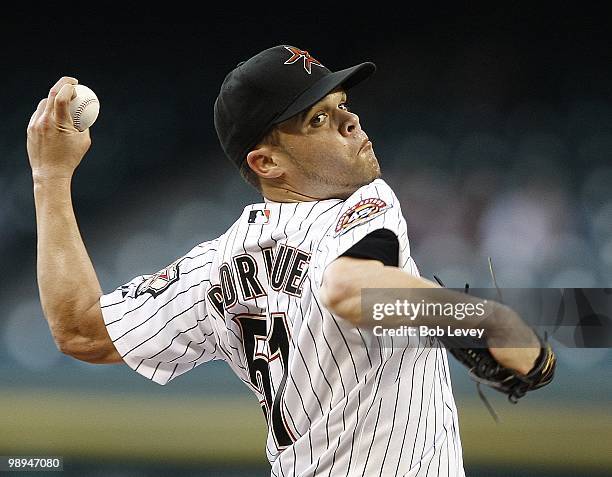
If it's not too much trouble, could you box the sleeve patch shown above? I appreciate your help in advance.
[135,260,180,297]
[334,198,391,237]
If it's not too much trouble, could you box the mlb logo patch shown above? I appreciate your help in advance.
[248,209,271,224]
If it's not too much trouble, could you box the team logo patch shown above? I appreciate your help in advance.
[135,261,180,297]
[283,46,324,74]
[334,198,391,236]
[248,209,270,224]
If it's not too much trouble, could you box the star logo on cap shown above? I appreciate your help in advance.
[283,46,324,74]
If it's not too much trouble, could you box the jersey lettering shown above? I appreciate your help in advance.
[219,262,238,309]
[284,248,310,296]
[233,254,266,300]
[213,245,312,304]
[207,284,224,316]
[270,245,295,291]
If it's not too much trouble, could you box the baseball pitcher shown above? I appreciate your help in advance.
[27,45,554,476]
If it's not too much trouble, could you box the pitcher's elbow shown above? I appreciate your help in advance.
[48,323,99,362]
[321,266,348,305]
[321,271,362,325]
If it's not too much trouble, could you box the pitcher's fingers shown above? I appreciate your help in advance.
[28,98,47,130]
[55,83,77,127]
[44,76,78,116]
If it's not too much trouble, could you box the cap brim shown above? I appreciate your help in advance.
[273,61,376,125]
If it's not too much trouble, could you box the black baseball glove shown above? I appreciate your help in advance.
[433,273,557,418]
[438,332,556,404]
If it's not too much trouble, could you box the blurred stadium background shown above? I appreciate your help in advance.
[1,7,611,477]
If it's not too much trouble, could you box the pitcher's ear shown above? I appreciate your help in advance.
[246,147,284,180]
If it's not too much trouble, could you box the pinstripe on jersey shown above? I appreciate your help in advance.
[100,179,465,476]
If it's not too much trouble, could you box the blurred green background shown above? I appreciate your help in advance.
[1,6,611,476]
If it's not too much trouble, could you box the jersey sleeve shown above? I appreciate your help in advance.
[341,228,399,266]
[311,179,419,288]
[99,239,221,385]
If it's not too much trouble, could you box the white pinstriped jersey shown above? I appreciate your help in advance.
[100,178,465,476]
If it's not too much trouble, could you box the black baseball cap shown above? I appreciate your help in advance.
[214,45,376,169]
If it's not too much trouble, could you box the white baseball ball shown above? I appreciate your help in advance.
[69,84,100,132]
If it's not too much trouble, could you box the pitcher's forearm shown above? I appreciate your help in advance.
[322,258,507,330]
[27,77,120,363]
[33,176,102,332]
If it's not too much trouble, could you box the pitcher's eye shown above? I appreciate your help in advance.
[339,102,350,111]
[311,112,327,127]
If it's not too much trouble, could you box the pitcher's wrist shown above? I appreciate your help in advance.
[32,169,74,186]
